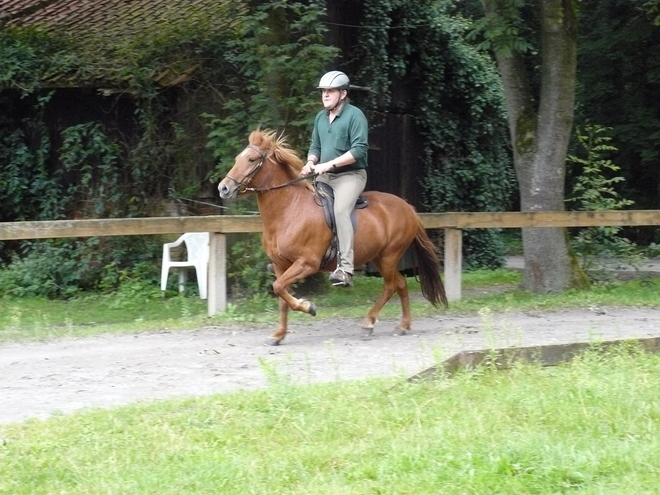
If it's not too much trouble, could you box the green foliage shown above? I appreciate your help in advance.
[0,1,340,296]
[0,28,90,92]
[568,125,632,212]
[576,0,660,210]
[649,0,660,25]
[203,1,337,181]
[0,236,163,299]
[5,266,660,342]
[227,234,273,298]
[100,261,166,307]
[1,1,338,210]
[59,122,123,218]
[0,127,64,222]
[462,229,507,269]
[200,111,244,182]
[0,292,208,341]
[0,240,89,298]
[567,125,644,281]
[468,0,533,57]
[0,92,68,223]
[352,1,515,267]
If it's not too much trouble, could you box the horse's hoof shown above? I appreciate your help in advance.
[361,328,374,340]
[264,338,281,346]
[308,302,317,317]
[392,328,409,337]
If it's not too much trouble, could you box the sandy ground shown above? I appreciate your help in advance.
[3,303,660,424]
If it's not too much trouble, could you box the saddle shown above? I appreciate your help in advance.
[314,181,368,269]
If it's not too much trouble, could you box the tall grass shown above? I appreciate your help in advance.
[1,344,659,493]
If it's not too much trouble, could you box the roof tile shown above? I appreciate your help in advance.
[2,0,241,42]
[1,0,245,86]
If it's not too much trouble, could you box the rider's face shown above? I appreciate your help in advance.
[321,88,345,110]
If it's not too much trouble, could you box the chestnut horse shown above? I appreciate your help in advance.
[218,129,447,345]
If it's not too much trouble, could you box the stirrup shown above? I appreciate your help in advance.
[329,268,353,287]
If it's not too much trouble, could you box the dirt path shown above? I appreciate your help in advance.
[2,305,660,424]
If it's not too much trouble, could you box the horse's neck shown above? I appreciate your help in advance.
[256,185,309,220]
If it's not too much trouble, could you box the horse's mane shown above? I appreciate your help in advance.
[249,129,304,172]
[248,129,312,192]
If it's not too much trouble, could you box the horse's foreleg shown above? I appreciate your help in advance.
[266,260,319,345]
[272,286,317,316]
[266,298,290,346]
[272,268,318,316]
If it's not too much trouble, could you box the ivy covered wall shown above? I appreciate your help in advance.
[0,1,338,223]
[336,0,516,267]
[1,0,515,270]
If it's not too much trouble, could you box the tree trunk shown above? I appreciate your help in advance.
[484,0,585,292]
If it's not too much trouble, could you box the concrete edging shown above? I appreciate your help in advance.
[409,336,660,382]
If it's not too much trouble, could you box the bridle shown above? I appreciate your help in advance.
[224,144,267,194]
[225,143,319,194]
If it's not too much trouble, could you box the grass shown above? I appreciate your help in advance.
[1,344,659,494]
[0,291,209,342]
[2,267,660,492]
[2,268,660,342]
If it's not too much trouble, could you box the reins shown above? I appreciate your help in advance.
[229,143,319,194]
[245,173,319,193]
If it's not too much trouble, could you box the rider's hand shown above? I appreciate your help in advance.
[300,161,315,176]
[315,161,336,175]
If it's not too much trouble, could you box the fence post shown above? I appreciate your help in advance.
[444,228,463,302]
[207,233,227,315]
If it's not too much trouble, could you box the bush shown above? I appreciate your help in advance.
[567,124,645,282]
[0,236,163,298]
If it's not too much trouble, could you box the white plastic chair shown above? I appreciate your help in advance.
[160,232,210,299]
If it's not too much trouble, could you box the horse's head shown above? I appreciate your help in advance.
[218,129,304,199]
[218,132,270,199]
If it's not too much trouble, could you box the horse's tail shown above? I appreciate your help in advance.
[412,217,448,309]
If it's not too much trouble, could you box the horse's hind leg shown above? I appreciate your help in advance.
[361,255,411,338]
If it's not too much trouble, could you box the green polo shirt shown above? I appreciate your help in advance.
[308,102,368,172]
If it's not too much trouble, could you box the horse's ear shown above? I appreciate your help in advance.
[253,129,278,151]
[249,129,264,147]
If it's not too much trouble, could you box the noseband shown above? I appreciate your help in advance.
[225,144,267,193]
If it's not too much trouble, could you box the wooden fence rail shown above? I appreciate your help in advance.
[1,210,659,315]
